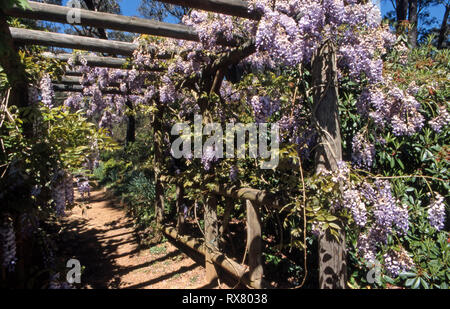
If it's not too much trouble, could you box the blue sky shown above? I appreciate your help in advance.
[62,0,446,28]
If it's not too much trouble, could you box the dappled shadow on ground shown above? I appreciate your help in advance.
[58,189,209,289]
[124,263,200,289]
[58,215,133,288]
[57,191,138,288]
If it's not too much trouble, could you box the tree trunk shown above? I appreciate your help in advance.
[396,0,409,33]
[0,11,30,134]
[153,103,165,237]
[125,99,135,146]
[204,194,219,284]
[246,200,263,289]
[438,5,449,49]
[396,0,409,21]
[408,0,418,48]
[176,183,185,235]
[312,42,347,289]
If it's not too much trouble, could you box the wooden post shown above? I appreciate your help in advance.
[125,99,135,146]
[246,200,263,289]
[0,12,30,130]
[153,103,165,238]
[204,194,219,284]
[176,183,185,235]
[220,197,233,236]
[312,41,347,289]
[5,1,200,42]
[156,0,261,20]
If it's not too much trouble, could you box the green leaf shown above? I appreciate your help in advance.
[420,278,429,289]
[405,278,415,286]
[412,277,421,289]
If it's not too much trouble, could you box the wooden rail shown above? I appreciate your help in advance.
[161,176,277,288]
[10,27,138,56]
[5,1,200,42]
[43,52,129,69]
[163,226,259,288]
[156,0,261,20]
[210,184,281,209]
[11,28,174,58]
[53,83,133,95]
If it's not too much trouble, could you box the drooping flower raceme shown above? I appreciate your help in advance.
[427,193,446,231]
[39,73,54,108]
[352,132,375,168]
[383,249,414,277]
[429,105,450,133]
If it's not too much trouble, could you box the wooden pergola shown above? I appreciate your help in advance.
[0,0,346,289]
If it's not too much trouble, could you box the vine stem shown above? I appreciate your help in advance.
[354,168,447,183]
[293,156,308,289]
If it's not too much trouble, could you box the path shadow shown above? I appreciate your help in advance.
[58,217,122,288]
[113,249,182,277]
[124,263,199,289]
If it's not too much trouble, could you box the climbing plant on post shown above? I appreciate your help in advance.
[312,41,347,289]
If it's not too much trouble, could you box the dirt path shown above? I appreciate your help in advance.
[59,187,213,289]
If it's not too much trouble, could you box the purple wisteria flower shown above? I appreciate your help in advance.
[229,165,239,182]
[427,193,446,231]
[429,105,450,133]
[383,249,414,277]
[201,146,218,171]
[352,132,375,168]
[39,74,54,108]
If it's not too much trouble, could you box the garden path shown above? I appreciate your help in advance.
[59,187,216,289]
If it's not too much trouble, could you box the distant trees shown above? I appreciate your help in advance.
[386,0,449,48]
[138,0,188,22]
[64,0,120,39]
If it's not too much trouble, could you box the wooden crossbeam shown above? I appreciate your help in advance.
[5,1,200,42]
[44,53,165,71]
[156,0,260,20]
[163,226,262,288]
[210,184,281,209]
[53,83,126,95]
[55,76,123,87]
[43,52,129,68]
[10,27,138,56]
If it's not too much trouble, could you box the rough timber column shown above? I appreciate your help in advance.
[0,11,31,288]
[204,194,219,284]
[311,41,347,289]
[175,183,185,235]
[153,102,165,238]
[246,200,263,288]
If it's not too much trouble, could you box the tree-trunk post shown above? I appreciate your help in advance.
[153,103,165,237]
[176,183,185,235]
[219,197,233,247]
[0,11,30,132]
[204,194,219,284]
[125,99,136,146]
[312,41,347,289]
[246,200,263,289]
